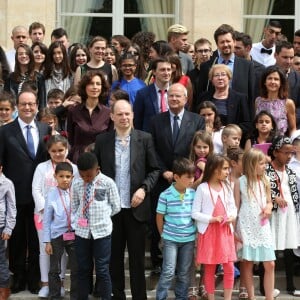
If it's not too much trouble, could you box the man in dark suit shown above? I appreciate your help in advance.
[275,40,300,127]
[234,32,265,100]
[133,57,172,132]
[94,99,160,300]
[191,24,255,117]
[149,83,205,272]
[0,89,50,294]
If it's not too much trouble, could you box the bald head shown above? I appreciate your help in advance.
[167,83,188,114]
[111,99,134,132]
[11,26,28,49]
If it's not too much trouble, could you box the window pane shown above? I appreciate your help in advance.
[125,0,174,14]
[61,0,112,14]
[124,17,174,40]
[244,18,294,43]
[244,0,294,15]
[61,16,112,44]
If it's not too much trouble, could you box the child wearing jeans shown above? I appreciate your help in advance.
[43,162,78,300]
[72,152,121,300]
[156,158,196,300]
[0,162,16,300]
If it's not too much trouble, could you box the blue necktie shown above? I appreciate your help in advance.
[26,125,35,159]
[84,183,93,220]
[172,115,179,145]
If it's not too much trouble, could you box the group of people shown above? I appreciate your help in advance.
[0,17,300,300]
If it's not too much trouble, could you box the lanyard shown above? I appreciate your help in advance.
[82,183,94,217]
[57,187,72,231]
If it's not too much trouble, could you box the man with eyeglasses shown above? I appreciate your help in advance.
[191,24,255,119]
[250,20,282,67]
[187,38,213,111]
[275,40,300,128]
[0,88,50,294]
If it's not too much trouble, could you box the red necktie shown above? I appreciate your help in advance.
[159,90,167,112]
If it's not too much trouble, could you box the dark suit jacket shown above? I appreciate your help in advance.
[94,129,160,222]
[287,69,300,108]
[0,119,50,205]
[193,55,255,118]
[133,84,159,132]
[198,88,252,136]
[252,59,265,99]
[150,110,205,173]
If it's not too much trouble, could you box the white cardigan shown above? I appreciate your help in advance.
[32,159,79,214]
[192,182,237,234]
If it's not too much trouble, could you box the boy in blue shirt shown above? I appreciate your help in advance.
[156,157,196,300]
[43,162,78,300]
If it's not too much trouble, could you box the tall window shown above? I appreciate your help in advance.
[243,0,299,42]
[58,0,179,44]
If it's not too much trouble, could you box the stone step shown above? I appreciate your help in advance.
[8,271,300,299]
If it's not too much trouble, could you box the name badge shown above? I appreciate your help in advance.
[78,217,88,227]
[63,232,75,241]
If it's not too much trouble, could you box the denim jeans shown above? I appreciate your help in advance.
[0,228,9,288]
[156,239,194,300]
[75,234,111,300]
[48,235,78,300]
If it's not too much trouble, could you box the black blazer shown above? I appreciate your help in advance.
[94,129,160,222]
[150,110,205,173]
[194,55,255,117]
[0,119,50,205]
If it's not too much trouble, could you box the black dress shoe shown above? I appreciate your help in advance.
[11,281,26,294]
[28,283,40,295]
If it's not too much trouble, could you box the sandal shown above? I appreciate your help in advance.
[188,286,198,300]
[198,285,208,300]
[239,287,248,299]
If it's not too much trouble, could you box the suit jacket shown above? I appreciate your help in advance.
[133,84,159,132]
[194,55,255,118]
[94,129,160,222]
[0,119,50,205]
[198,88,251,136]
[150,110,205,173]
[288,69,300,108]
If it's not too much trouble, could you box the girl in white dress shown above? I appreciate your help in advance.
[235,148,275,300]
[265,136,300,296]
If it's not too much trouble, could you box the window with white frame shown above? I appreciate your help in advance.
[243,0,300,42]
[58,0,179,44]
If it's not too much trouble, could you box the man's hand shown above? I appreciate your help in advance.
[131,188,146,208]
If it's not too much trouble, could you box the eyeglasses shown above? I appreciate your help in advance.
[196,49,211,54]
[18,102,37,107]
[121,64,136,68]
[213,72,227,78]
[127,51,139,56]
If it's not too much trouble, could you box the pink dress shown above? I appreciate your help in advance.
[196,195,236,264]
[194,157,207,180]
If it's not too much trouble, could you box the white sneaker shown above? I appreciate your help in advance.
[38,286,49,298]
[61,286,65,297]
[273,288,280,298]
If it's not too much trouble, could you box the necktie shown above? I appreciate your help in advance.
[26,125,35,159]
[159,89,167,112]
[222,60,229,65]
[84,182,93,220]
[261,48,272,55]
[172,115,179,145]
